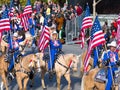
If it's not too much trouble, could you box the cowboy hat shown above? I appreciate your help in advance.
[52,30,58,35]
[13,32,18,37]
[107,41,117,47]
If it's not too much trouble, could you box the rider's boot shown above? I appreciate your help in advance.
[48,70,54,80]
[7,72,14,81]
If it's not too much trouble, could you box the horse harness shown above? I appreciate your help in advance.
[15,59,35,79]
[56,55,73,75]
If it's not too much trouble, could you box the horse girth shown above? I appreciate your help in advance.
[16,69,30,76]
[56,60,69,75]
[15,69,34,80]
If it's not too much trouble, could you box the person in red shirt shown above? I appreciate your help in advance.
[112,19,117,30]
[111,29,117,39]
[74,5,83,16]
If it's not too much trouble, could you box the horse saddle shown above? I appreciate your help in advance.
[114,68,120,85]
[95,68,107,83]
[5,53,22,63]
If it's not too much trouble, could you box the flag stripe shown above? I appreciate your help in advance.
[84,16,105,72]
[21,0,32,31]
[80,4,92,48]
[39,26,50,51]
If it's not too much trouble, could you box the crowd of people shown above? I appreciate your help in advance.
[0,0,83,82]
[0,0,120,90]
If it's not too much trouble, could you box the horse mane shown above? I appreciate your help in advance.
[0,38,8,54]
[58,54,76,65]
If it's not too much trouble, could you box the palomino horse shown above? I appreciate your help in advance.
[0,54,9,90]
[81,68,106,90]
[38,53,79,90]
[81,67,119,90]
[80,50,93,78]
[0,38,9,90]
[15,53,41,90]
[0,33,34,90]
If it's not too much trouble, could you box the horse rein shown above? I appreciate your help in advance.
[56,55,73,75]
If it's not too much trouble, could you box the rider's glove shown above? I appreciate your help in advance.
[102,58,110,66]
[116,60,120,66]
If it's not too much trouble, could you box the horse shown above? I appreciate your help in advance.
[0,54,9,90]
[14,53,41,90]
[38,52,79,90]
[80,50,93,78]
[81,66,120,90]
[0,38,9,90]
[81,67,106,90]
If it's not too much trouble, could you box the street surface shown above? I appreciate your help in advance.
[1,44,86,90]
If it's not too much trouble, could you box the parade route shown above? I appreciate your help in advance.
[1,44,84,90]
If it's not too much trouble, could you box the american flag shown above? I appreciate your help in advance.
[84,16,105,72]
[80,4,92,48]
[38,26,50,51]
[0,7,11,32]
[21,0,32,31]
[9,0,15,18]
[116,14,120,45]
[117,14,120,24]
[116,15,120,45]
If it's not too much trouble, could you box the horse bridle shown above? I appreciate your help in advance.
[56,55,75,75]
[15,57,36,77]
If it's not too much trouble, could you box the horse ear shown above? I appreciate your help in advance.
[73,54,76,57]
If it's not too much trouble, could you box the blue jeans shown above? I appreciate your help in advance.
[106,67,117,90]
[8,51,19,71]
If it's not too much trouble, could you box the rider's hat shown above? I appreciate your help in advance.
[107,41,117,47]
[13,32,18,37]
[52,30,58,35]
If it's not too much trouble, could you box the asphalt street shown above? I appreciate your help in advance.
[1,44,86,90]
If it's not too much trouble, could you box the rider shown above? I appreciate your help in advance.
[8,32,25,80]
[102,40,120,90]
[48,30,62,78]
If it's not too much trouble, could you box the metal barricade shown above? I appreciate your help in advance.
[65,14,118,45]
[65,15,84,44]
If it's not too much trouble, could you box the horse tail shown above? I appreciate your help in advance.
[81,75,85,90]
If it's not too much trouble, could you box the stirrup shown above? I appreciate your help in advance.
[7,72,14,82]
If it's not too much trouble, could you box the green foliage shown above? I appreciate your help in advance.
[0,0,65,6]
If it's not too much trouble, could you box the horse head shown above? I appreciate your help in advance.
[0,35,8,54]
[69,54,79,72]
[32,52,45,72]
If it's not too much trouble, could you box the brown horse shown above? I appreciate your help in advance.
[0,38,9,90]
[81,68,106,90]
[80,50,93,78]
[15,53,41,90]
[0,54,9,90]
[38,53,79,90]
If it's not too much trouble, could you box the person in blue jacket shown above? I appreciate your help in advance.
[48,30,62,77]
[8,32,25,80]
[102,40,119,90]
[28,13,36,36]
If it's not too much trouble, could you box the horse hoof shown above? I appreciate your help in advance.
[43,87,47,90]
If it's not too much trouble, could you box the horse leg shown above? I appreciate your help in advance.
[0,82,3,90]
[56,72,61,90]
[23,77,29,90]
[1,72,8,90]
[41,70,47,89]
[16,76,23,90]
[64,73,71,90]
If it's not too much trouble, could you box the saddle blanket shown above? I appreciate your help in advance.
[95,68,107,83]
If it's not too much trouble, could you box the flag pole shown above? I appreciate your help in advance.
[95,47,99,67]
[10,27,16,69]
[48,45,53,72]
